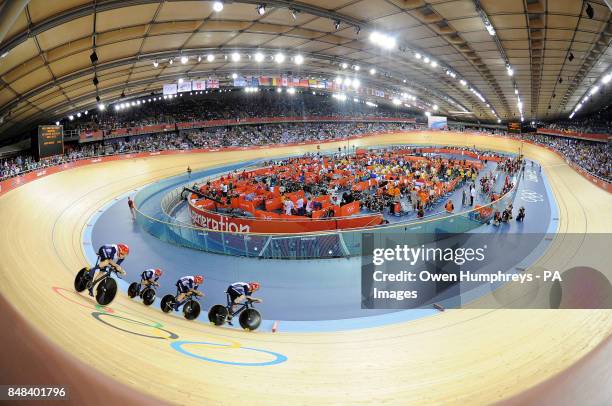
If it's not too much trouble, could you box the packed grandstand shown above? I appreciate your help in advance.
[0,93,610,182]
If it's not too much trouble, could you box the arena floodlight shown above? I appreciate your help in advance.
[274,53,285,64]
[197,56,202,62]
[433,104,438,111]
[169,58,174,65]
[335,76,343,85]
[257,4,266,15]
[213,1,223,12]
[369,31,396,49]
[497,119,501,123]
[430,60,437,68]
[602,73,611,84]
[254,52,264,62]
[276,88,282,93]
[207,54,215,62]
[589,86,599,95]
[506,66,514,76]
[343,77,352,86]
[69,115,74,120]
[178,78,184,84]
[514,88,518,95]
[77,112,81,118]
[425,111,431,117]
[232,73,238,79]
[460,79,467,86]
[98,103,105,111]
[392,98,401,105]
[153,61,159,68]
[181,56,188,64]
[55,121,60,125]
[354,65,360,71]
[294,54,304,65]
[415,53,421,59]
[369,68,376,75]
[424,57,430,63]
[231,52,241,62]
[341,62,348,69]
[351,79,360,89]
[287,87,296,94]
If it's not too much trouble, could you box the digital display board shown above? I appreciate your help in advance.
[507,122,521,133]
[37,125,64,159]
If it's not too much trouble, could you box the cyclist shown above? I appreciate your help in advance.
[174,275,204,310]
[87,243,129,296]
[140,268,163,288]
[226,281,262,324]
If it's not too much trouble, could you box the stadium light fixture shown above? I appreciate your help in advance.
[153,61,159,68]
[343,77,352,86]
[274,53,285,64]
[335,76,343,85]
[341,62,348,69]
[69,115,74,120]
[602,73,611,84]
[197,56,202,62]
[589,86,599,95]
[425,111,431,117]
[169,58,174,65]
[430,60,437,68]
[484,21,495,36]
[231,73,238,79]
[415,53,421,60]
[213,1,223,12]
[277,88,282,93]
[178,78,184,84]
[369,68,376,75]
[497,119,501,123]
[369,32,396,49]
[76,112,81,118]
[392,98,401,105]
[294,54,304,65]
[433,104,438,111]
[231,52,241,62]
[256,4,266,15]
[180,56,188,64]
[55,121,60,125]
[287,87,296,94]
[352,79,360,89]
[354,65,360,71]
[506,66,514,76]
[460,80,467,86]
[98,103,105,111]
[423,57,430,64]
[254,52,264,62]
[207,54,215,62]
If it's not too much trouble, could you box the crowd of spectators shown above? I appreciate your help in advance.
[540,103,612,135]
[0,121,412,180]
[64,91,419,133]
[513,133,610,181]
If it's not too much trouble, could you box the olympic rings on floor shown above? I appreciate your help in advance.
[91,312,178,339]
[52,286,114,313]
[170,341,288,366]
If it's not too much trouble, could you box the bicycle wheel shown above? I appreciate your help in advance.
[160,295,176,313]
[183,300,201,320]
[239,308,262,331]
[74,268,90,292]
[142,288,156,306]
[127,282,140,298]
[96,278,117,305]
[208,304,229,326]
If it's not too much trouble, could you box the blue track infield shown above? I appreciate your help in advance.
[86,157,557,332]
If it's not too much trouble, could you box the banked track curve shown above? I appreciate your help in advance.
[0,132,611,405]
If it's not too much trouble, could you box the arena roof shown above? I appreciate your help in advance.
[0,0,610,140]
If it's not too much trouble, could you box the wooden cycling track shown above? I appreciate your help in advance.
[0,131,610,405]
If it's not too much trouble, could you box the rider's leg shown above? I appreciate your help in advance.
[228,295,246,319]
[87,260,110,295]
[173,293,187,310]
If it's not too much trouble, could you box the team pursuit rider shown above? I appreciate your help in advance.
[174,275,205,310]
[87,243,129,296]
[140,268,163,287]
[226,281,262,323]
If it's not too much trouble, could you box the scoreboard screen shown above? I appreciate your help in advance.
[37,125,64,159]
[507,122,521,133]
